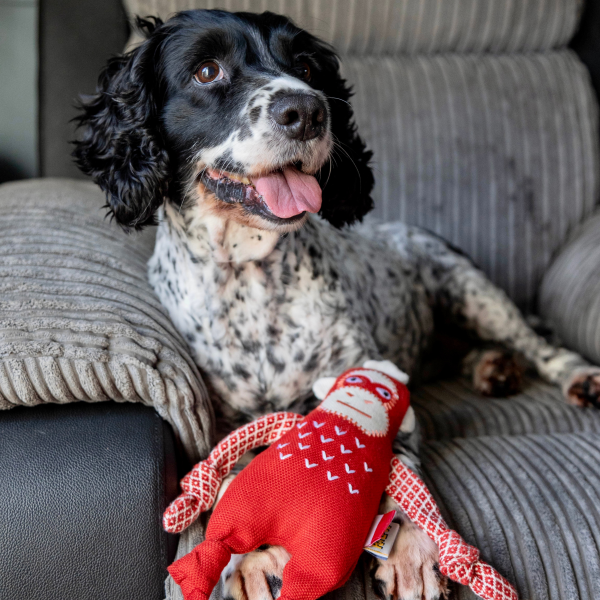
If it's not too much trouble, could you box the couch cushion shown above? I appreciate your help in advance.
[123,0,583,55]
[421,432,600,599]
[349,50,599,311]
[412,376,600,440]
[0,178,213,462]
[540,210,600,365]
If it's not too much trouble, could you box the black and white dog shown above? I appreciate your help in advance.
[74,10,600,600]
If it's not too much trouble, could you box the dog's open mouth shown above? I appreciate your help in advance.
[200,165,322,222]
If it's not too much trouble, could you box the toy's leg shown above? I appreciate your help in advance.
[169,540,232,600]
[277,551,351,600]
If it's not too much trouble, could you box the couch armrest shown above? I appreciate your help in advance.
[539,211,600,365]
[0,401,179,600]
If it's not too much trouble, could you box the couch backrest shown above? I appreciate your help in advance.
[125,0,583,55]
[123,0,599,311]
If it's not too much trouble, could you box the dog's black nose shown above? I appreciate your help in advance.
[270,93,327,141]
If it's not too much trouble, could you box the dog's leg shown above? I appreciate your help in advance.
[438,261,600,406]
[221,544,290,600]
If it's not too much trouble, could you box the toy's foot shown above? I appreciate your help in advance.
[564,367,600,408]
[466,348,523,397]
[221,545,290,600]
[370,519,448,600]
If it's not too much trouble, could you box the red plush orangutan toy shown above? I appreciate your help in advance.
[164,360,517,600]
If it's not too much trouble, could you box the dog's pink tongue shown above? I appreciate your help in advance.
[252,167,322,219]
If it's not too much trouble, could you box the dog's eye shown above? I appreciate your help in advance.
[194,61,224,84]
[346,376,362,384]
[297,62,311,82]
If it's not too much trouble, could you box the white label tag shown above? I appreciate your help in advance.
[363,520,400,560]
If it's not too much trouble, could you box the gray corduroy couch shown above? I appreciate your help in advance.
[2,1,600,599]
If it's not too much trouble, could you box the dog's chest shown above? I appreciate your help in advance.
[149,217,431,424]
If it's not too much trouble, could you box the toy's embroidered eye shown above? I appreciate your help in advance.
[376,387,392,400]
[194,61,225,84]
[346,376,362,384]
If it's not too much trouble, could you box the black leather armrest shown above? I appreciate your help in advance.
[0,402,179,600]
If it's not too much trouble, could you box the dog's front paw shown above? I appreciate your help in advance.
[370,520,448,600]
[221,546,290,600]
[564,367,600,408]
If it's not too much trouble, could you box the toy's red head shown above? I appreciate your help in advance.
[312,360,412,437]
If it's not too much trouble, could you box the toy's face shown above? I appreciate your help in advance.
[319,369,401,436]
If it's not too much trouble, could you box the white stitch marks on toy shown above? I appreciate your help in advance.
[335,426,347,436]
[364,462,373,472]
[277,443,289,448]
[299,431,312,439]
[321,435,333,443]
[327,471,339,480]
[313,421,325,428]
[355,438,365,448]
[298,442,310,450]
[348,483,359,494]
[279,452,292,460]
[322,451,334,461]
[305,458,318,468]
[341,445,352,454]
[345,463,355,473]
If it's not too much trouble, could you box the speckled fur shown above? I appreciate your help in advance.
[149,205,594,432]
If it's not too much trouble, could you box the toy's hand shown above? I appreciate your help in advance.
[164,412,302,534]
[386,457,518,600]
[164,460,222,533]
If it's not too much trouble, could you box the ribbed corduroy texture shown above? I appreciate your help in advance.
[539,210,600,365]
[422,433,600,600]
[0,178,214,462]
[349,50,600,310]
[123,0,583,54]
[412,376,600,440]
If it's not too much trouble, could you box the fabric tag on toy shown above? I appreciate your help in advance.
[363,511,399,560]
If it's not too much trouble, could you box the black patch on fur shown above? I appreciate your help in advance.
[249,106,262,123]
[72,16,170,230]
[266,574,283,599]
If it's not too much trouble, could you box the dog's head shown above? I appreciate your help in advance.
[73,10,374,233]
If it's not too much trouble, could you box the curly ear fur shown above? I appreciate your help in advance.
[72,17,170,230]
[313,45,374,228]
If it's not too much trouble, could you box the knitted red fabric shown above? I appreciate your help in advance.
[163,412,303,533]
[166,364,518,600]
[168,366,410,600]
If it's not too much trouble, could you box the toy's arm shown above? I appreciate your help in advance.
[386,457,518,600]
[164,412,302,533]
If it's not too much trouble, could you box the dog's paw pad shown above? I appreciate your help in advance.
[565,368,600,408]
[472,350,523,397]
[370,521,449,600]
[221,546,290,600]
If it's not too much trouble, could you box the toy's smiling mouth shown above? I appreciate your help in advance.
[200,164,322,223]
[336,400,372,419]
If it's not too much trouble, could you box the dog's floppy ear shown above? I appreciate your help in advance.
[312,43,374,228]
[72,17,170,231]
